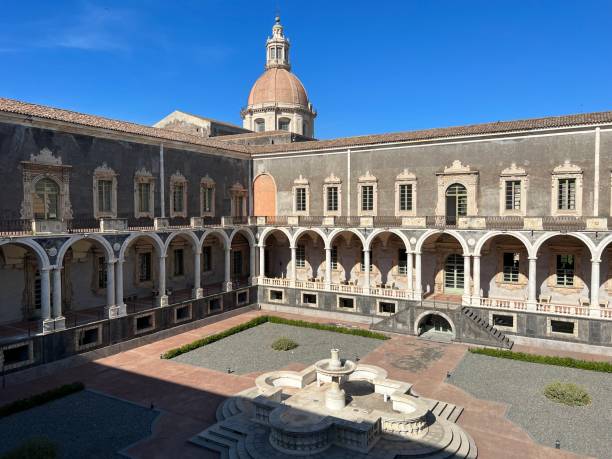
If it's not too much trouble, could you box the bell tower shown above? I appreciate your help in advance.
[265,16,290,70]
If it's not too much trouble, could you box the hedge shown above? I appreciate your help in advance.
[0,382,85,419]
[161,315,388,359]
[1,437,57,459]
[468,347,612,373]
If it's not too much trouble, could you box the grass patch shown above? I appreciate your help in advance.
[161,315,388,359]
[468,347,612,373]
[0,437,58,459]
[0,382,84,419]
[544,382,591,406]
[271,337,299,351]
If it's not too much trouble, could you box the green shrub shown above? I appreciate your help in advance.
[271,337,299,351]
[0,382,85,419]
[544,382,591,406]
[468,347,612,373]
[1,437,57,459]
[161,315,388,359]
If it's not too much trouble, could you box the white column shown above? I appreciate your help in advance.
[325,247,332,288]
[158,255,168,306]
[290,245,297,287]
[462,255,471,304]
[51,267,65,329]
[363,249,371,291]
[590,259,601,309]
[193,249,203,298]
[527,256,537,311]
[104,261,117,318]
[414,252,422,299]
[224,247,232,291]
[259,245,265,280]
[40,268,52,332]
[472,255,481,305]
[115,259,126,316]
[249,245,257,285]
[407,251,414,292]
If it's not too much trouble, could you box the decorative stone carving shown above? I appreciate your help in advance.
[435,161,479,217]
[30,147,62,165]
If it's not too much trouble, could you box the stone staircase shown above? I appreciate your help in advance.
[424,398,464,423]
[460,307,513,349]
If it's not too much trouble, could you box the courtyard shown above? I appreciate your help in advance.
[0,310,606,458]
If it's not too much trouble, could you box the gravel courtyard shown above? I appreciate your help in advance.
[449,353,612,459]
[0,390,158,458]
[172,322,384,374]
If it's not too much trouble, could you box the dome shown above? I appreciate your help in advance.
[247,68,309,107]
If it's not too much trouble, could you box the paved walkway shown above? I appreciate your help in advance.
[0,310,599,459]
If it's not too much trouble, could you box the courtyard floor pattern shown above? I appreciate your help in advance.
[0,390,158,458]
[449,352,612,459]
[172,322,382,374]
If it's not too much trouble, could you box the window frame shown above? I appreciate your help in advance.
[394,169,417,217]
[134,168,155,219]
[200,175,216,217]
[169,172,188,218]
[323,173,342,217]
[551,161,583,216]
[358,171,378,217]
[292,175,310,216]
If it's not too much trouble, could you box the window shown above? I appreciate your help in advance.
[556,254,575,287]
[398,250,408,275]
[502,252,520,283]
[338,296,355,309]
[278,118,290,131]
[230,183,247,217]
[360,251,373,272]
[236,290,249,305]
[492,314,514,328]
[331,246,338,270]
[33,178,59,220]
[98,180,113,214]
[209,297,222,312]
[269,289,284,302]
[295,187,307,212]
[327,186,338,212]
[379,302,396,314]
[172,182,185,213]
[203,246,212,272]
[138,182,151,213]
[138,252,152,282]
[254,119,265,132]
[551,320,575,334]
[399,184,413,211]
[361,185,373,211]
[296,245,306,268]
[202,186,213,213]
[302,293,317,305]
[233,250,243,276]
[505,180,521,210]
[97,256,107,289]
[174,304,192,322]
[135,313,154,333]
[445,183,468,219]
[557,178,576,210]
[173,249,184,277]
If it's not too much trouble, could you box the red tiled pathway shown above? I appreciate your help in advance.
[0,310,599,458]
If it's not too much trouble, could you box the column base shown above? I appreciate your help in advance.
[526,300,537,312]
[105,304,127,319]
[193,288,204,299]
[462,294,471,306]
[249,276,258,286]
[223,281,233,292]
[157,295,169,307]
[412,290,423,301]
[42,316,66,333]
[471,296,481,306]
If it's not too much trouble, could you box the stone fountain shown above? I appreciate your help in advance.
[314,349,356,410]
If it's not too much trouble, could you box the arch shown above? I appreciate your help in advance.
[414,311,456,338]
[200,228,231,250]
[0,239,50,269]
[415,229,470,255]
[164,230,200,254]
[532,232,596,260]
[57,234,115,267]
[253,173,277,217]
[259,226,292,247]
[292,227,328,248]
[595,234,612,261]
[230,227,256,248]
[365,229,411,252]
[326,228,367,250]
[473,231,533,257]
[119,232,165,260]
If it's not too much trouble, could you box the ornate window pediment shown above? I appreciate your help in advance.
[499,163,528,216]
[358,171,377,216]
[200,175,216,217]
[323,173,342,216]
[93,163,117,219]
[133,167,155,219]
[435,161,479,217]
[20,148,73,221]
[293,175,310,216]
[551,161,582,216]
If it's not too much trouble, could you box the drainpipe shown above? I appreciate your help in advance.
[594,127,600,216]
[347,149,351,215]
[160,143,165,218]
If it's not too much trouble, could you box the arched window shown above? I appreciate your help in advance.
[445,183,467,223]
[444,253,464,292]
[254,118,265,132]
[33,178,60,220]
[278,118,290,131]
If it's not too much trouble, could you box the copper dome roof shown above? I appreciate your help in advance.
[247,68,309,107]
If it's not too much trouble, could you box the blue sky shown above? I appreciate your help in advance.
[1,0,611,139]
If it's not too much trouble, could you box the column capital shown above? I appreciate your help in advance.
[528,256,538,261]
[591,258,602,264]
[472,254,481,259]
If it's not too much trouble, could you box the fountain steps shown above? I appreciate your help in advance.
[426,399,464,423]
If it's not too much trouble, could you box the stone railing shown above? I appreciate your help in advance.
[479,296,610,319]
